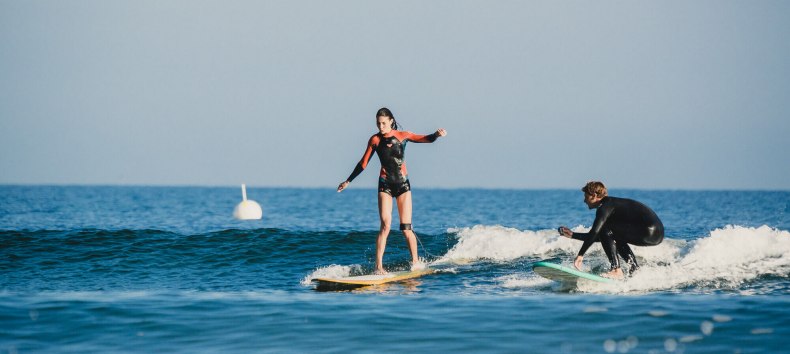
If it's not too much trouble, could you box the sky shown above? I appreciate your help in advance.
[1,1,789,190]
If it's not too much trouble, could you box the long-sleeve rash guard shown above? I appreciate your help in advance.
[346,130,439,184]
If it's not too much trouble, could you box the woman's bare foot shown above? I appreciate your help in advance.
[411,261,426,271]
[373,268,389,275]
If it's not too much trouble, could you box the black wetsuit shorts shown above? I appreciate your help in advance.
[378,178,411,197]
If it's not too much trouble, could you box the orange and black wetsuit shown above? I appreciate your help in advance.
[571,196,664,272]
[346,130,439,197]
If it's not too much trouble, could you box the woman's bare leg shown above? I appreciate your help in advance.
[395,191,421,267]
[375,192,393,274]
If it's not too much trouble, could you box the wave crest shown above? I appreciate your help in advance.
[438,224,790,293]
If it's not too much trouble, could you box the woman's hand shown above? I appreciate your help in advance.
[558,226,573,238]
[574,255,584,271]
[436,128,447,137]
[337,181,350,193]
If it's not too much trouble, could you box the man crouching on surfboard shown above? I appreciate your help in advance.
[558,181,664,279]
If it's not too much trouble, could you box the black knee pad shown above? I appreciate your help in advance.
[400,223,412,231]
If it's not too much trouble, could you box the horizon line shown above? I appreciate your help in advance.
[1,183,788,192]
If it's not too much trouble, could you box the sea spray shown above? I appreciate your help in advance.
[437,224,790,294]
[301,264,363,286]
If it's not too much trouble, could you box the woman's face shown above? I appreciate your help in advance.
[376,116,393,134]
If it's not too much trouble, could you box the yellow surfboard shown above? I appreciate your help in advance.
[313,268,434,291]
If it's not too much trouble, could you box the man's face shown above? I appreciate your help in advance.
[584,193,603,209]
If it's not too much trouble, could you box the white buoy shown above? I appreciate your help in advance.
[233,184,262,220]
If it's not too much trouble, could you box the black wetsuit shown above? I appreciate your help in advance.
[572,196,664,272]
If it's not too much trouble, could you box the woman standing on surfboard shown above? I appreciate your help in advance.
[337,107,447,275]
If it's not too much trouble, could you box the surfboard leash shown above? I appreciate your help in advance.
[415,233,439,259]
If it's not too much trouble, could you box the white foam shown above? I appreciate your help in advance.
[300,264,362,286]
[440,224,790,294]
[607,225,790,294]
[434,225,583,264]
[498,273,553,289]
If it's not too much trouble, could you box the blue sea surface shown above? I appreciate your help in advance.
[1,186,789,353]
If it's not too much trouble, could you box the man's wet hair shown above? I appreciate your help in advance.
[582,181,607,198]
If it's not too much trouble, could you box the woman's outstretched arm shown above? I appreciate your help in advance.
[338,135,378,192]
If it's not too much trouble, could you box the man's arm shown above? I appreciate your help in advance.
[574,205,611,256]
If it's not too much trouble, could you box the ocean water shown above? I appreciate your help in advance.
[1,186,789,353]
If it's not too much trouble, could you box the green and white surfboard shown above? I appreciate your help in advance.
[533,260,614,284]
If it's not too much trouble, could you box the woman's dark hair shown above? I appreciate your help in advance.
[376,107,399,130]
